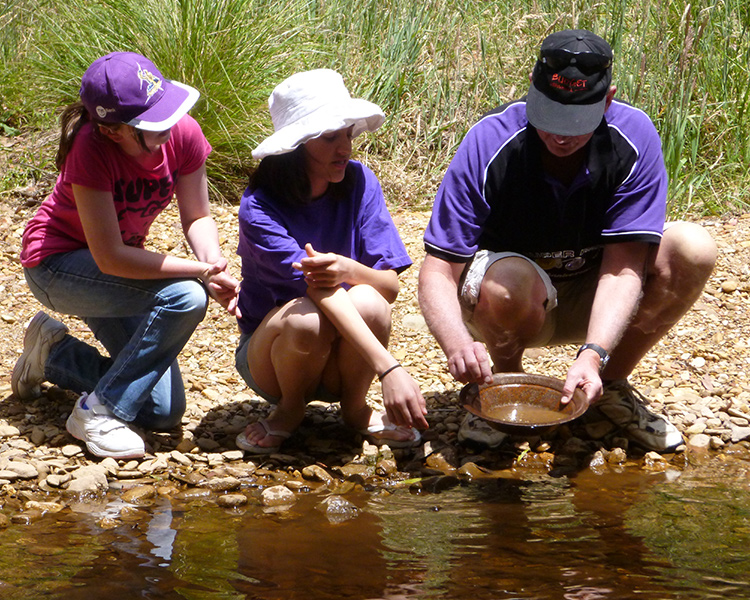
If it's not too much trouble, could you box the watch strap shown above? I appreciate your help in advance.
[576,343,609,371]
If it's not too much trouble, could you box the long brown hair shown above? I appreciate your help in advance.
[55,102,91,170]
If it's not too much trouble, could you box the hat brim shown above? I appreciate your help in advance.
[127,80,200,132]
[526,83,606,137]
[252,98,385,160]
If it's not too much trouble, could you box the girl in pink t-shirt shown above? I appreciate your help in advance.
[12,52,240,460]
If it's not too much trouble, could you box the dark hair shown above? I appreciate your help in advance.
[55,101,150,170]
[56,102,92,170]
[249,145,354,206]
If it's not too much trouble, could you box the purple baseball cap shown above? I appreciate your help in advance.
[80,52,199,131]
[526,29,613,136]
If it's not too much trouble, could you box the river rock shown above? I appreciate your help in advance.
[318,495,359,523]
[66,465,109,495]
[261,485,296,506]
[0,425,20,437]
[121,485,157,503]
[217,493,247,508]
[45,473,71,488]
[200,476,241,493]
[688,433,711,449]
[301,464,334,486]
[5,462,38,479]
[730,426,750,443]
[61,444,83,457]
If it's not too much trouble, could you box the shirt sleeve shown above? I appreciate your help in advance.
[62,124,118,192]
[171,115,212,176]
[422,111,520,263]
[354,164,412,273]
[601,105,667,243]
[237,191,308,302]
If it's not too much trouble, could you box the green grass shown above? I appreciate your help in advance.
[1,0,749,214]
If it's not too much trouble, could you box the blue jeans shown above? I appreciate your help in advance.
[24,250,208,430]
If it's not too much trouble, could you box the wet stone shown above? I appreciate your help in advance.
[607,448,627,464]
[261,485,296,506]
[318,495,359,524]
[200,476,241,493]
[375,458,398,476]
[217,493,248,508]
[44,473,71,488]
[301,464,334,485]
[121,485,157,504]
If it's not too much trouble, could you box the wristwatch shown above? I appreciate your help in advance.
[576,343,609,373]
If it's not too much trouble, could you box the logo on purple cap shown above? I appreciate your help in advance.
[137,64,162,103]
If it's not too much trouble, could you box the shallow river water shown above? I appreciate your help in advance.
[2,452,750,600]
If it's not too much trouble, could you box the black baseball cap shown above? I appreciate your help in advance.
[526,29,613,136]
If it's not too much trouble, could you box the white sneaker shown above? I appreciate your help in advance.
[11,311,68,400]
[586,380,683,452]
[458,413,508,448]
[66,394,145,459]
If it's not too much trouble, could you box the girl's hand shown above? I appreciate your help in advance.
[380,366,429,429]
[293,243,353,288]
[201,259,242,317]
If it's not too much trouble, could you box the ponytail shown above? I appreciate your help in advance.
[55,102,91,170]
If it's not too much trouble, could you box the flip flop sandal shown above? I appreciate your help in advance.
[235,418,292,454]
[360,423,422,448]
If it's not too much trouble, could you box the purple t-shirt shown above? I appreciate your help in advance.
[21,115,211,267]
[424,99,667,279]
[236,160,412,334]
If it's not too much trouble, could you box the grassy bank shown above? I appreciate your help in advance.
[1,0,748,214]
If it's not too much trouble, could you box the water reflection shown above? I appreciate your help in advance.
[1,459,750,599]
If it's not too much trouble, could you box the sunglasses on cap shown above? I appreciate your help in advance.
[539,48,612,76]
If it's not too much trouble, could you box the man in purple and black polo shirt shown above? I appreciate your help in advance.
[419,29,717,452]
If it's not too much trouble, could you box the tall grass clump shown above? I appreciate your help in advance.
[0,0,317,198]
[1,0,750,213]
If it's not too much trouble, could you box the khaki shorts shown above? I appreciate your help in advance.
[459,249,599,348]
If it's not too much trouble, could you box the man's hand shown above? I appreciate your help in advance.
[561,351,603,405]
[447,341,494,385]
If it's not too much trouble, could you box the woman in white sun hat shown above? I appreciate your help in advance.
[234,69,428,454]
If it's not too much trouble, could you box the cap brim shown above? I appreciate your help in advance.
[526,83,606,136]
[252,98,385,160]
[128,81,199,131]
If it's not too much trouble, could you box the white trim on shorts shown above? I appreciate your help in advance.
[460,249,558,314]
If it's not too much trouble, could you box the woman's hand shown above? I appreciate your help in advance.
[380,366,429,429]
[293,243,353,288]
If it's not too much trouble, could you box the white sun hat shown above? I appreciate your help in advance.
[252,69,385,160]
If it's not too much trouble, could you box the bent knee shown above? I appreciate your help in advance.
[161,279,209,315]
[347,284,392,326]
[478,258,547,318]
[284,303,337,348]
[663,222,718,273]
